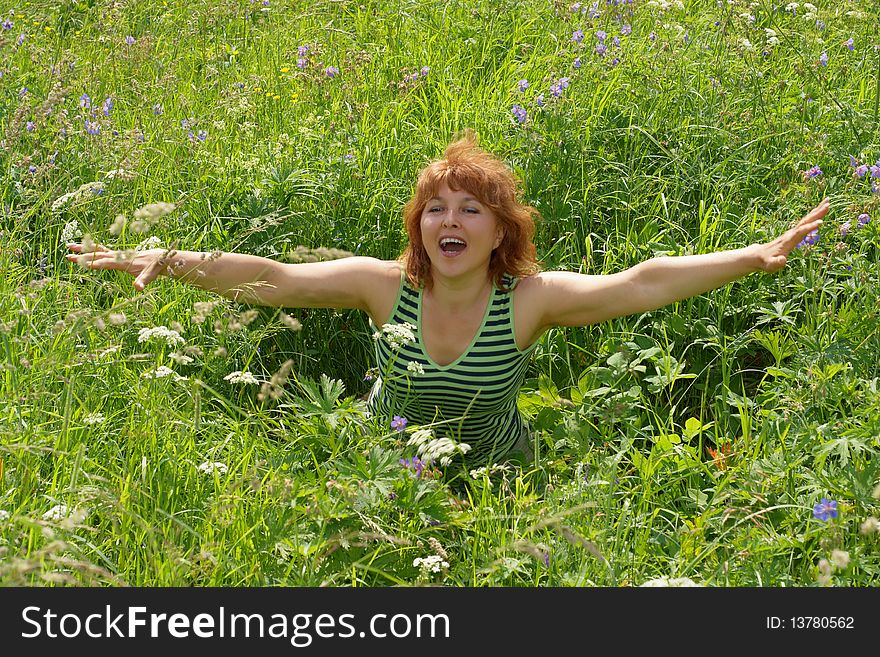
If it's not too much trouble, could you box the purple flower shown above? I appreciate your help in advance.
[611,57,620,66]
[343,153,355,163]
[84,119,100,136]
[391,415,408,432]
[511,104,528,123]
[16,33,24,46]
[796,229,820,249]
[621,24,632,36]
[535,94,544,107]
[262,0,270,6]
[805,165,822,179]
[298,45,309,56]
[558,77,570,89]
[102,97,113,116]
[125,36,136,45]
[517,79,529,92]
[196,130,207,141]
[26,121,35,132]
[542,551,550,567]
[1,19,12,30]
[854,164,868,178]
[838,221,851,236]
[612,36,620,47]
[816,20,824,30]
[79,93,91,109]
[400,456,429,478]
[857,213,870,227]
[684,32,690,45]
[819,52,828,67]
[573,57,581,68]
[649,31,656,42]
[572,29,584,43]
[28,165,36,174]
[549,83,563,97]
[596,30,607,42]
[845,38,854,51]
[49,151,57,164]
[871,165,880,179]
[153,102,163,115]
[813,498,838,522]
[420,66,430,76]
[325,66,339,77]
[570,2,581,11]
[296,57,307,69]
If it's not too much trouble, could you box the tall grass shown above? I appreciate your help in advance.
[0,0,878,586]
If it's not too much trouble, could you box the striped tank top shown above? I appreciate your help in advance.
[367,271,538,466]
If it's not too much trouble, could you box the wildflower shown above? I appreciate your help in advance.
[16,33,23,46]
[83,412,105,425]
[79,93,91,109]
[819,52,827,66]
[224,371,260,384]
[420,66,430,76]
[373,322,416,349]
[197,461,228,475]
[102,97,113,116]
[0,510,8,521]
[838,221,851,236]
[860,516,880,535]
[400,456,429,477]
[26,120,35,132]
[535,94,544,107]
[649,32,656,42]
[297,57,307,69]
[804,164,822,179]
[325,66,339,77]
[572,29,584,43]
[143,366,186,380]
[812,497,838,522]
[596,43,607,56]
[856,213,870,226]
[573,57,581,68]
[108,312,127,326]
[413,555,448,574]
[621,24,632,36]
[407,361,425,375]
[854,164,868,178]
[845,38,854,51]
[830,550,849,569]
[511,104,528,123]
[596,30,607,43]
[640,576,702,587]
[517,79,529,92]
[137,325,185,347]
[298,45,309,56]
[280,312,302,331]
[1,19,12,30]
[196,130,207,141]
[612,36,620,47]
[133,201,176,222]
[42,504,86,522]
[391,415,408,432]
[125,36,135,45]
[570,2,581,11]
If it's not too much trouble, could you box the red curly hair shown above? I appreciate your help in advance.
[399,130,541,291]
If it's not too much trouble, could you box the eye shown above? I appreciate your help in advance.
[427,206,442,213]
[464,207,479,213]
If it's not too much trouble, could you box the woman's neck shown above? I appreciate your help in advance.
[427,270,493,314]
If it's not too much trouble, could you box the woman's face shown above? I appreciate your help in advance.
[419,182,504,280]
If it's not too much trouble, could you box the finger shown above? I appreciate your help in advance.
[66,242,109,253]
[797,198,830,225]
[133,258,163,291]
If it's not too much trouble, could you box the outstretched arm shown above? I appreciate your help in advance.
[531,198,829,329]
[66,243,400,317]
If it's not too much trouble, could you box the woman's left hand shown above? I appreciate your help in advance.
[752,198,830,273]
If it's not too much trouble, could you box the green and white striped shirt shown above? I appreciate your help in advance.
[367,272,537,465]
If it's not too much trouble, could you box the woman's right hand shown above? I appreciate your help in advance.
[66,243,177,291]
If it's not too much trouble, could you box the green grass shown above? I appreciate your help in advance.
[1,0,878,586]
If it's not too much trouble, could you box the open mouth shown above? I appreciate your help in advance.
[439,237,467,257]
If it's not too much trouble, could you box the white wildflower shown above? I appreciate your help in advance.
[108,214,127,236]
[197,461,228,475]
[469,463,511,479]
[42,504,88,523]
[785,2,798,11]
[0,510,9,521]
[817,558,832,576]
[860,517,880,535]
[802,2,816,10]
[103,168,136,181]
[280,312,302,331]
[137,325,185,347]
[136,236,162,251]
[830,550,850,570]
[373,322,417,349]
[767,36,779,46]
[169,351,194,365]
[50,182,105,213]
[408,431,471,466]
[82,412,105,425]
[407,361,425,376]
[739,38,754,51]
[413,555,449,574]
[640,576,702,587]
[60,220,82,244]
[872,481,880,499]
[224,370,260,384]
[143,366,186,381]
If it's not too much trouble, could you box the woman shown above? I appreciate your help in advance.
[67,132,828,467]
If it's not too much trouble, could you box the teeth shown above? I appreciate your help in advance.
[440,238,466,248]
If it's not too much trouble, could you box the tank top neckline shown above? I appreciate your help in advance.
[410,279,496,371]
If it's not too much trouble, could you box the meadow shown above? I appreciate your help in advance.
[1,0,878,587]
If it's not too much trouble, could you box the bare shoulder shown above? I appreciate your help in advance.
[356,258,403,326]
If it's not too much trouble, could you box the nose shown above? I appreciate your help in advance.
[441,211,460,228]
